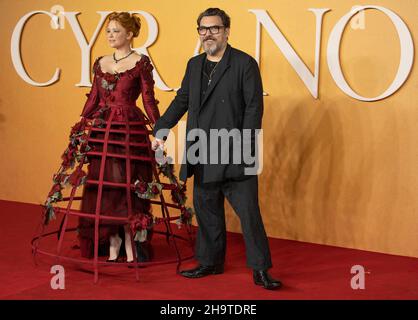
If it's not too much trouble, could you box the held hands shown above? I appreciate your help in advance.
[152,138,166,165]
[151,138,165,151]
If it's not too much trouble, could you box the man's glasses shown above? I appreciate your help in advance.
[197,25,225,35]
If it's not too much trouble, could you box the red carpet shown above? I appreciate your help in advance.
[0,199,417,300]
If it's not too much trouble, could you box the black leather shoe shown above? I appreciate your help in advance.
[253,270,282,290]
[180,264,224,278]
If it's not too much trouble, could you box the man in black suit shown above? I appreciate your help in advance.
[152,8,281,290]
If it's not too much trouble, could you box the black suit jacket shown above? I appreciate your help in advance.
[153,44,264,183]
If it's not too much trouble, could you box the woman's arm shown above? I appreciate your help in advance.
[139,55,160,124]
[80,58,101,118]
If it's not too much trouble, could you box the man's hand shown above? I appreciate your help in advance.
[151,138,165,151]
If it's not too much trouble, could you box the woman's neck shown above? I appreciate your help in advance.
[114,46,132,58]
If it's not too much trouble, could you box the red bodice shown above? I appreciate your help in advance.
[81,54,160,123]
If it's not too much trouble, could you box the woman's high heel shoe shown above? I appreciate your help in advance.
[107,234,122,262]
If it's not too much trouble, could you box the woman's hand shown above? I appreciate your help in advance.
[151,138,165,151]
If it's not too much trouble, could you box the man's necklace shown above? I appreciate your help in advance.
[203,59,220,86]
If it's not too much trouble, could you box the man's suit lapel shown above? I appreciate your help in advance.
[191,54,205,109]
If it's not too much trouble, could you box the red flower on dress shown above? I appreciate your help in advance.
[53,172,67,184]
[70,119,86,135]
[181,207,191,219]
[79,143,91,153]
[61,146,76,167]
[135,181,148,194]
[128,213,153,234]
[101,73,119,91]
[151,185,160,195]
[68,167,87,187]
[103,72,118,83]
[171,183,186,204]
[48,183,62,197]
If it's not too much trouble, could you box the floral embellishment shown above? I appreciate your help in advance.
[127,212,165,241]
[101,72,120,91]
[132,150,195,230]
[44,183,63,224]
[155,151,195,228]
[179,207,193,226]
[68,167,87,187]
[101,78,115,91]
[134,179,163,199]
[61,144,77,169]
[142,58,154,73]
[171,183,187,206]
[53,172,69,185]
[128,213,153,234]
[43,118,91,225]
[91,106,109,128]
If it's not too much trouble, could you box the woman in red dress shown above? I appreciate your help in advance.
[76,12,160,262]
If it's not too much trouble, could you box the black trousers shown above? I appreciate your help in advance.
[192,164,272,270]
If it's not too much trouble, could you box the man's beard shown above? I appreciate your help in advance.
[203,39,223,56]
